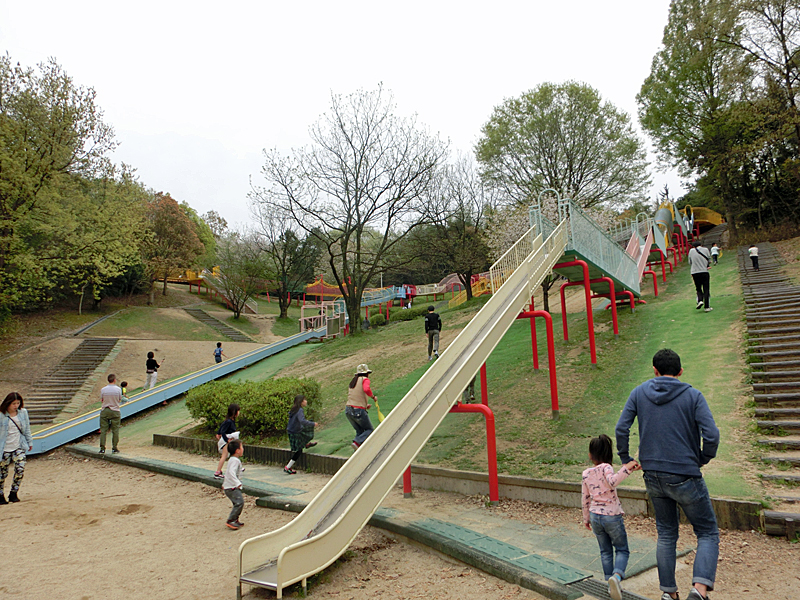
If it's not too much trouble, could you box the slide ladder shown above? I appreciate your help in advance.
[237,222,570,598]
[530,197,641,298]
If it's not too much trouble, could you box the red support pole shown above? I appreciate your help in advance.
[596,277,619,337]
[303,293,306,306]
[559,281,570,340]
[266,291,271,303]
[667,247,678,269]
[480,363,488,405]
[644,270,658,297]
[403,467,412,498]
[554,260,597,365]
[529,296,538,370]
[517,310,559,418]
[449,403,499,503]
[386,302,390,319]
[655,249,667,282]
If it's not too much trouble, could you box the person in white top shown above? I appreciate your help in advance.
[99,374,123,454]
[710,243,720,265]
[223,439,245,529]
[748,245,759,271]
[688,241,713,312]
[1,392,33,504]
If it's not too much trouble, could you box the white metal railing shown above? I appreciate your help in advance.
[415,283,446,296]
[489,226,539,294]
[558,198,640,295]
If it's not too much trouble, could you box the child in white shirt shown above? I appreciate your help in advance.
[223,439,245,530]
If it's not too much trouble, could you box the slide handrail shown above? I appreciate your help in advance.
[238,222,569,593]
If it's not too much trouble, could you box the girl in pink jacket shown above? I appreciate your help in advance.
[581,434,640,600]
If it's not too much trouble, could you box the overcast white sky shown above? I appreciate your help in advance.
[1,0,685,227]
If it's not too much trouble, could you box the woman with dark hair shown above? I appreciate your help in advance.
[345,364,377,450]
[284,394,316,474]
[0,392,33,504]
[214,403,240,479]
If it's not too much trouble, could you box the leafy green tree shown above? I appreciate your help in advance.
[181,202,216,269]
[253,86,447,333]
[143,192,205,302]
[637,0,746,236]
[0,55,115,310]
[476,81,650,210]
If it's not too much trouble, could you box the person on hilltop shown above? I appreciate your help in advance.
[582,434,640,600]
[424,305,442,361]
[710,243,720,265]
[688,241,712,312]
[284,394,316,474]
[616,349,720,600]
[346,364,377,450]
[99,374,123,454]
[0,392,33,504]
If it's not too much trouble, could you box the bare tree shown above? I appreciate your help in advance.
[249,201,320,319]
[417,155,496,300]
[253,86,447,332]
[214,230,270,319]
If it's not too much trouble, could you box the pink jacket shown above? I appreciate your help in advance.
[581,463,632,523]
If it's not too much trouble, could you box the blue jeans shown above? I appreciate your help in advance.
[345,406,374,445]
[590,513,630,580]
[643,471,719,593]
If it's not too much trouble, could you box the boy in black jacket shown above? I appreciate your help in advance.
[424,306,442,361]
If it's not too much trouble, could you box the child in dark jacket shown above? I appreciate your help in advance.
[214,403,240,479]
[284,395,316,474]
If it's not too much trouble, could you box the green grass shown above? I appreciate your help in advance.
[89,307,220,340]
[224,314,260,336]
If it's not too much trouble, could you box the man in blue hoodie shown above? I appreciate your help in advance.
[616,349,720,600]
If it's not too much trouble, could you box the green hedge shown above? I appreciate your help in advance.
[185,378,320,436]
[369,313,387,326]
[389,306,428,322]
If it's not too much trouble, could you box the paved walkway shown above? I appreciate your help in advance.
[68,444,690,600]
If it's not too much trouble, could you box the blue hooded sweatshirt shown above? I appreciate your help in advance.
[615,376,719,477]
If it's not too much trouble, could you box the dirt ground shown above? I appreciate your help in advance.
[2,450,547,600]
[3,449,799,600]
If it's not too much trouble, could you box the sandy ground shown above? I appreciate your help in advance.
[2,450,546,600]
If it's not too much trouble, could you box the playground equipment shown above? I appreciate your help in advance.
[447,274,492,308]
[27,328,325,456]
[236,221,570,599]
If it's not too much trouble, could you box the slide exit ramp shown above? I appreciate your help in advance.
[28,328,325,456]
[530,198,641,297]
[237,222,570,599]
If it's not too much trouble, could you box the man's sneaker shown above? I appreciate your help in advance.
[98,449,105,454]
[428,356,433,362]
[704,307,714,312]
[351,441,361,450]
[434,351,439,358]
[661,593,679,600]
[112,449,120,454]
[213,471,224,479]
[284,467,296,475]
[226,520,239,530]
[608,574,623,600]
[687,590,706,600]
[305,441,318,449]
[234,520,244,528]
[696,301,703,309]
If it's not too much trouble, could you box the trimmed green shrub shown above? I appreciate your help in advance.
[389,306,428,322]
[185,377,320,436]
[369,313,387,326]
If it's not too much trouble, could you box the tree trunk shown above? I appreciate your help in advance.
[541,279,551,313]
[162,274,168,296]
[78,283,86,315]
[148,280,156,305]
[460,273,473,300]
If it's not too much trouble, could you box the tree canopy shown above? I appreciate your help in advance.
[476,81,651,210]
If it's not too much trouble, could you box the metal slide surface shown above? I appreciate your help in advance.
[238,222,569,597]
[29,329,325,456]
